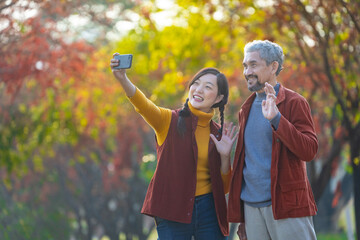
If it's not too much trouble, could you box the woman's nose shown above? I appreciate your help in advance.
[195,85,204,93]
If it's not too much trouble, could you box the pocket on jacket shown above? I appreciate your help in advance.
[280,181,307,208]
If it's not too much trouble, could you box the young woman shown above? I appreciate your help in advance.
[110,53,237,240]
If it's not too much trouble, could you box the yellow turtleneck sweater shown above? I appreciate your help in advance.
[128,87,231,195]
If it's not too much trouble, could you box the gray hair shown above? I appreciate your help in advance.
[244,40,284,76]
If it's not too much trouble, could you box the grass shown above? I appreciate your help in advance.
[146,231,355,240]
[316,232,349,240]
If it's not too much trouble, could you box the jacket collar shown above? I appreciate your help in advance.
[276,83,285,105]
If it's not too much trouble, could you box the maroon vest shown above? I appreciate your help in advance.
[141,109,229,236]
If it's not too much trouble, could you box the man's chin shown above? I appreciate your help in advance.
[248,83,265,92]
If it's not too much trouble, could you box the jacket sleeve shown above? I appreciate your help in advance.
[273,96,318,162]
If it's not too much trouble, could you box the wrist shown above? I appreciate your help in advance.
[220,157,230,173]
[220,154,230,162]
[221,165,231,175]
[270,112,281,130]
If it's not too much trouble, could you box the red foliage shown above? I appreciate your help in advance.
[331,157,339,177]
[332,182,342,208]
[0,1,95,101]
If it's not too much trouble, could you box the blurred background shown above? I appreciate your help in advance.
[0,0,359,239]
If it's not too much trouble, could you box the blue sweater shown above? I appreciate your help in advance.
[240,83,280,207]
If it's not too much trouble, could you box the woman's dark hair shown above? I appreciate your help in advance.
[177,67,229,136]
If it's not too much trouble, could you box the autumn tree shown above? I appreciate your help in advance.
[1,0,152,239]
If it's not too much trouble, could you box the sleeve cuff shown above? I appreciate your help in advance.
[270,112,281,130]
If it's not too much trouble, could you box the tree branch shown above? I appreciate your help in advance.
[340,0,360,34]
[0,0,17,12]
[321,48,352,131]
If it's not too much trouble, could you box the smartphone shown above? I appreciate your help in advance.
[113,54,133,69]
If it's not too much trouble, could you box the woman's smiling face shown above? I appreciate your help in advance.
[189,73,223,113]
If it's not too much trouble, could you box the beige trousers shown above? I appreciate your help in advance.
[244,204,317,240]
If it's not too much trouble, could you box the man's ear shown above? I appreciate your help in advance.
[271,61,279,75]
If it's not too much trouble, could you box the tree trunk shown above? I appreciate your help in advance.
[350,133,360,240]
[314,173,353,233]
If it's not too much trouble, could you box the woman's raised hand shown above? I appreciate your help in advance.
[110,53,127,82]
[210,122,238,174]
[110,53,136,97]
[210,122,238,158]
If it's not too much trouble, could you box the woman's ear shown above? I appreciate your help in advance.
[215,94,224,104]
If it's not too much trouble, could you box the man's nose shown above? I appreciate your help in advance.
[244,67,252,76]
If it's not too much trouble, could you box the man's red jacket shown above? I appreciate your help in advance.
[228,84,318,222]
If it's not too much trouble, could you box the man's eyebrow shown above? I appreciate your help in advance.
[243,60,258,65]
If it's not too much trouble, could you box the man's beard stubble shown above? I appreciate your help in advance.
[246,75,265,92]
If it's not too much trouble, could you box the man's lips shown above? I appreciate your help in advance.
[246,75,258,83]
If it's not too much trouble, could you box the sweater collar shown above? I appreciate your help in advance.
[188,102,214,127]
[242,83,285,111]
[255,82,280,98]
